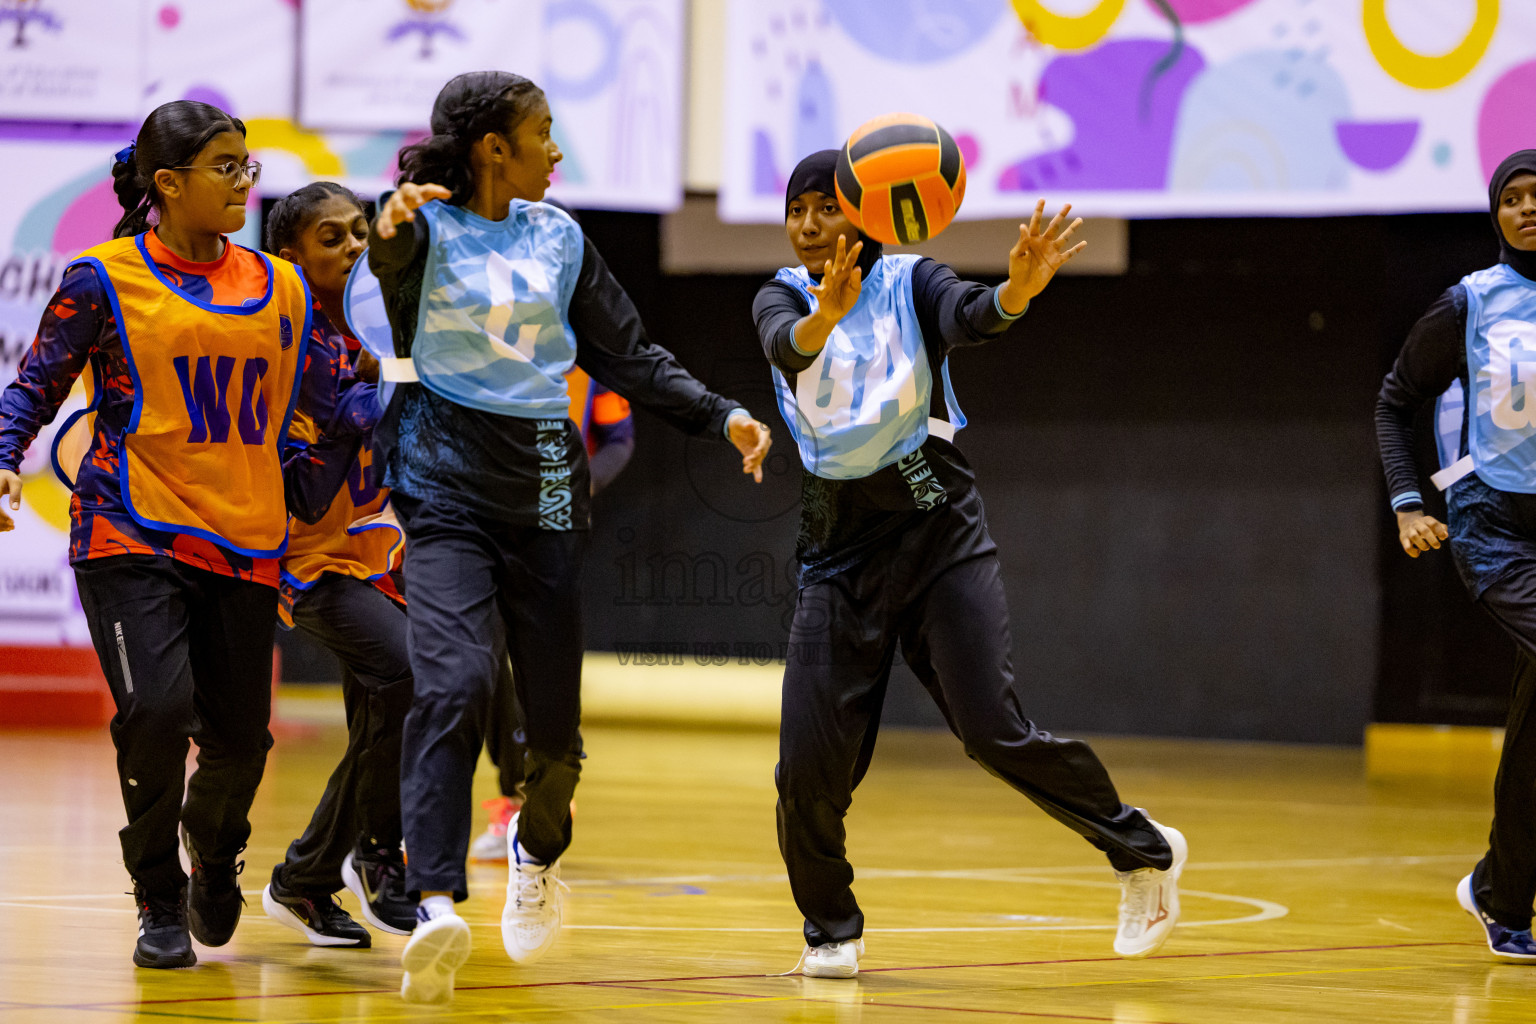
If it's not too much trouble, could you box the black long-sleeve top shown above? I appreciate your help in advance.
[751,258,1022,583]
[1376,287,1468,514]
[366,205,743,527]
[753,259,1020,379]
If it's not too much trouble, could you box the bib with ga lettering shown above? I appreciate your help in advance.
[771,254,965,480]
[1463,263,1536,493]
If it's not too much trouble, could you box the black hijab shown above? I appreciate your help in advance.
[786,149,883,278]
[1488,149,1536,281]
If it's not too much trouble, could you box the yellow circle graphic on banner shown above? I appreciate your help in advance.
[245,119,344,176]
[1012,0,1126,51]
[1363,0,1499,90]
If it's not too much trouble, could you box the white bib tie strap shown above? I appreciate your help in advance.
[1431,454,1475,491]
[378,357,418,383]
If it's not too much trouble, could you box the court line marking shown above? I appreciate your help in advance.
[36,941,1478,1013]
[0,876,1289,934]
[589,982,1193,1024]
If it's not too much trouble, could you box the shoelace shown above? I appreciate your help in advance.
[1117,869,1154,924]
[133,891,183,929]
[372,851,407,898]
[773,942,849,977]
[312,894,354,928]
[513,868,569,910]
[775,946,814,977]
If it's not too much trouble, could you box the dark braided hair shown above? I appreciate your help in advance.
[396,71,545,205]
[111,100,246,239]
[265,181,365,254]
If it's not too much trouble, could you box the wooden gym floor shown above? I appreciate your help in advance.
[0,713,1530,1023]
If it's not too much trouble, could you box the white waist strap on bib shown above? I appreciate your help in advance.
[927,417,955,442]
[378,357,419,383]
[1431,454,1475,491]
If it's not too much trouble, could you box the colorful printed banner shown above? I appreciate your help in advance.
[2,0,686,210]
[0,138,137,647]
[297,0,685,210]
[0,0,143,122]
[298,0,546,132]
[720,0,1536,221]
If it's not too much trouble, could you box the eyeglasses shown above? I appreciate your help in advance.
[170,160,263,188]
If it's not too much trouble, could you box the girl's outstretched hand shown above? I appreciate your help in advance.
[0,469,22,532]
[375,183,453,241]
[806,235,864,324]
[997,199,1086,314]
[728,415,773,483]
[1397,510,1449,558]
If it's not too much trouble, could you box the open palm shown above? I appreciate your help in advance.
[1006,200,1086,307]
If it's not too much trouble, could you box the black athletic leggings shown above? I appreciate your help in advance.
[276,573,414,894]
[393,493,586,900]
[776,490,1172,946]
[74,554,277,894]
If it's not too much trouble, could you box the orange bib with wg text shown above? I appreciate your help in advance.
[72,235,310,557]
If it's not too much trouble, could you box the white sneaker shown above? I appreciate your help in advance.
[470,826,509,862]
[400,911,471,1005]
[800,938,864,978]
[501,814,564,964]
[1113,818,1187,958]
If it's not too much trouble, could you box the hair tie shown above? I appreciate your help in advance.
[114,141,136,165]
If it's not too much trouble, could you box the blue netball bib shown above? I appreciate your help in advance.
[343,252,399,408]
[771,254,965,480]
[1463,264,1536,493]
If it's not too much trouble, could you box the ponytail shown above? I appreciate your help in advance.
[111,144,153,239]
[396,71,544,205]
[112,100,247,239]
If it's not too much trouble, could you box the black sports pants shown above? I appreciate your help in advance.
[777,493,1172,947]
[276,573,414,893]
[1469,570,1536,931]
[393,494,586,900]
[74,554,277,894]
[485,659,529,799]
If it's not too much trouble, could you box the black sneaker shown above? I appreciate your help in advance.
[261,872,371,947]
[132,883,197,968]
[342,840,417,935]
[183,830,245,947]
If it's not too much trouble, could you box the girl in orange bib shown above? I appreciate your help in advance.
[259,182,417,947]
[0,101,377,969]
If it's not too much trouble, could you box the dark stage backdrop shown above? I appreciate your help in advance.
[277,207,1514,744]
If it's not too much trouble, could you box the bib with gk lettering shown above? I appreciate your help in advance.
[58,235,310,557]
[1463,264,1536,493]
[771,255,965,480]
[408,199,582,417]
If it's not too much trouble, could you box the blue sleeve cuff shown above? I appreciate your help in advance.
[994,289,1027,321]
[789,325,818,357]
[723,407,751,439]
[1390,491,1424,511]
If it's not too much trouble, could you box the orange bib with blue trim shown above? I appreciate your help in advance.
[66,235,311,557]
[281,438,403,590]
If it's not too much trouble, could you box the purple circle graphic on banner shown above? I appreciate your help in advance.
[1335,120,1419,172]
[1145,0,1258,24]
[1478,60,1536,183]
[183,85,235,115]
[825,0,1005,63]
[157,5,180,29]
[53,180,120,255]
[543,0,622,101]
